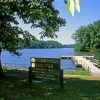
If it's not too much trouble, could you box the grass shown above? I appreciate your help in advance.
[64,69,90,76]
[2,66,27,71]
[0,70,100,100]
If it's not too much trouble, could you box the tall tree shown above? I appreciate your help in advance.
[72,20,100,52]
[0,0,66,77]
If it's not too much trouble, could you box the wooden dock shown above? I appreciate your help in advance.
[72,56,100,76]
[61,56,72,59]
[61,55,100,76]
[61,56,94,59]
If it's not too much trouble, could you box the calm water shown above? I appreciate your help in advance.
[1,48,78,71]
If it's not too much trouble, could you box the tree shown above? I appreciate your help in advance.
[25,40,63,48]
[72,20,100,52]
[0,0,66,77]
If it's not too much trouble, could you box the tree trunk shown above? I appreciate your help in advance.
[0,48,4,78]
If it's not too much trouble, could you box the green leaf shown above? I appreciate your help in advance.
[66,0,70,14]
[69,0,75,16]
[75,0,80,12]
[66,0,80,16]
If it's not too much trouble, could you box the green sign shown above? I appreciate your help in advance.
[30,58,60,83]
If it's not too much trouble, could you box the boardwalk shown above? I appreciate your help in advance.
[72,56,100,76]
[61,56,94,59]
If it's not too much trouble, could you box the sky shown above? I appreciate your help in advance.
[18,0,100,44]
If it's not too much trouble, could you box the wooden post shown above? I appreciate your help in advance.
[60,69,63,89]
[29,67,32,85]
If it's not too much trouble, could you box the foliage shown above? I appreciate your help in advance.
[66,0,80,16]
[63,44,75,48]
[72,20,100,52]
[0,0,66,75]
[0,0,65,55]
[19,40,63,49]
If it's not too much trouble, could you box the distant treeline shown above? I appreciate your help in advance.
[72,20,100,52]
[63,44,75,48]
[19,40,64,49]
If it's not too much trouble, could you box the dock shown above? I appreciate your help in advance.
[61,56,100,76]
[61,56,72,59]
[61,56,94,59]
[72,56,100,76]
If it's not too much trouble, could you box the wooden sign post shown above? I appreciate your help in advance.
[29,58,63,88]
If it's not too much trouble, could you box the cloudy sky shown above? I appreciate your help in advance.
[18,0,100,44]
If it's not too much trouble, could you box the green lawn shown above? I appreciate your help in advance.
[64,69,90,76]
[0,70,100,100]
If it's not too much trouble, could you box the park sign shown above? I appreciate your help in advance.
[29,58,63,88]
[29,58,60,82]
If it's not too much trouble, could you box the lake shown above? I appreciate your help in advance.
[1,48,92,71]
